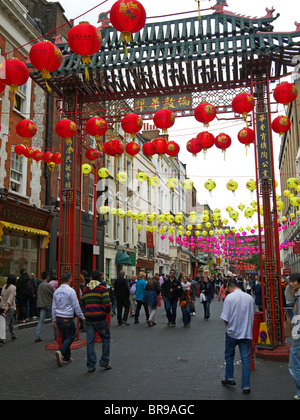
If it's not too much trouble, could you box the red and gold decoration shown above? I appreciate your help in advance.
[0,58,29,105]
[16,119,37,145]
[273,81,298,106]
[186,138,202,157]
[55,118,77,146]
[166,140,180,163]
[121,113,143,139]
[110,0,146,57]
[103,139,125,158]
[85,148,101,163]
[153,109,175,136]
[271,115,291,137]
[142,141,157,160]
[125,141,140,160]
[29,41,63,92]
[152,138,168,160]
[86,116,108,150]
[32,150,44,163]
[14,144,27,156]
[214,132,231,159]
[232,92,255,126]
[237,127,255,155]
[197,131,215,158]
[194,102,216,127]
[68,21,102,80]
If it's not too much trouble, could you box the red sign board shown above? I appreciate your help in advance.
[293,242,300,254]
[146,231,154,248]
[283,268,291,276]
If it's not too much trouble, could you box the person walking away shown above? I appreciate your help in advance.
[218,280,229,302]
[16,270,32,323]
[285,279,295,320]
[220,279,255,394]
[180,276,196,327]
[134,272,149,324]
[114,270,130,326]
[29,273,39,319]
[0,274,17,344]
[143,275,161,326]
[288,273,300,400]
[255,277,263,312]
[34,272,55,343]
[129,275,137,317]
[80,270,112,372]
[52,272,85,367]
[109,280,116,316]
[199,276,214,319]
[161,269,182,327]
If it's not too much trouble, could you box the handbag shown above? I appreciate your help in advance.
[199,292,206,303]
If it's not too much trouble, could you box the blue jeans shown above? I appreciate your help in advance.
[135,300,149,322]
[289,338,300,397]
[35,306,56,339]
[225,333,252,390]
[165,297,178,324]
[56,318,76,362]
[202,301,211,319]
[181,306,191,326]
[85,319,110,370]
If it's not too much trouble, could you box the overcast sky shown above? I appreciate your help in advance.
[57,0,300,228]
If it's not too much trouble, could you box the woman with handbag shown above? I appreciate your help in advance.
[180,276,196,327]
[199,276,214,319]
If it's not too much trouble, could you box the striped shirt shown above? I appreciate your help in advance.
[80,280,111,322]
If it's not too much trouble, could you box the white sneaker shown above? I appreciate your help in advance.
[294,395,300,400]
[55,350,63,367]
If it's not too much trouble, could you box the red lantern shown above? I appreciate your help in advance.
[14,144,27,156]
[271,115,291,136]
[110,0,146,56]
[238,127,255,155]
[232,93,255,124]
[29,41,63,92]
[23,147,34,159]
[186,138,202,157]
[153,109,175,135]
[68,21,102,79]
[273,82,298,106]
[166,141,180,158]
[142,142,157,160]
[52,152,62,165]
[42,151,53,163]
[214,133,231,160]
[121,114,143,139]
[103,139,124,157]
[85,148,100,163]
[86,116,108,149]
[194,102,216,127]
[125,141,140,160]
[32,150,43,162]
[16,119,37,144]
[0,58,29,95]
[152,138,167,155]
[55,119,77,145]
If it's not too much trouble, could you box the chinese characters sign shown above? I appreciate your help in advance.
[134,93,192,114]
[62,139,74,190]
[256,112,272,180]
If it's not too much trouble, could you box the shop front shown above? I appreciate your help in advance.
[136,258,155,279]
[0,197,53,281]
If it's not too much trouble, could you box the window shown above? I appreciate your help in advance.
[88,174,94,214]
[10,148,27,195]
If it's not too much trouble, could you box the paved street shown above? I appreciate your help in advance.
[0,298,295,401]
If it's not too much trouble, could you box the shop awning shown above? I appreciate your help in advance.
[0,221,50,248]
[191,255,207,265]
[115,250,131,265]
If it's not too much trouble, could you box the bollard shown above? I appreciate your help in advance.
[251,312,264,370]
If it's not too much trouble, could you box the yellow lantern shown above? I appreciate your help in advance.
[99,205,109,214]
[227,179,238,193]
[201,214,209,223]
[204,179,216,192]
[117,171,128,184]
[136,224,143,231]
[147,214,155,222]
[157,214,165,223]
[226,206,233,213]
[290,197,300,207]
[131,212,138,220]
[82,163,92,176]
[166,214,175,224]
[195,230,200,236]
[202,231,208,236]
[149,176,160,187]
[222,218,228,225]
[110,207,117,215]
[98,167,109,178]
[229,210,239,220]
[196,224,202,229]
[238,204,245,211]
[251,200,257,208]
[175,215,183,224]
[136,172,147,182]
[182,179,194,190]
[117,209,126,218]
[138,212,146,221]
[246,179,256,191]
[283,190,291,198]
[167,178,178,191]
[287,177,299,190]
[188,215,197,223]
[244,207,254,218]
[187,225,193,231]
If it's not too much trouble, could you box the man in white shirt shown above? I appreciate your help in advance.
[52,272,85,367]
[220,278,255,394]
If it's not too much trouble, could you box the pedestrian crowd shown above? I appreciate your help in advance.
[0,268,299,399]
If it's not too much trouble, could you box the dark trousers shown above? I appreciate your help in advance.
[135,300,150,321]
[116,296,130,325]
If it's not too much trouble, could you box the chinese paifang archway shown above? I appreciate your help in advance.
[28,0,300,349]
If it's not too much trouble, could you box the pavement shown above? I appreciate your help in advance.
[0,298,297,402]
